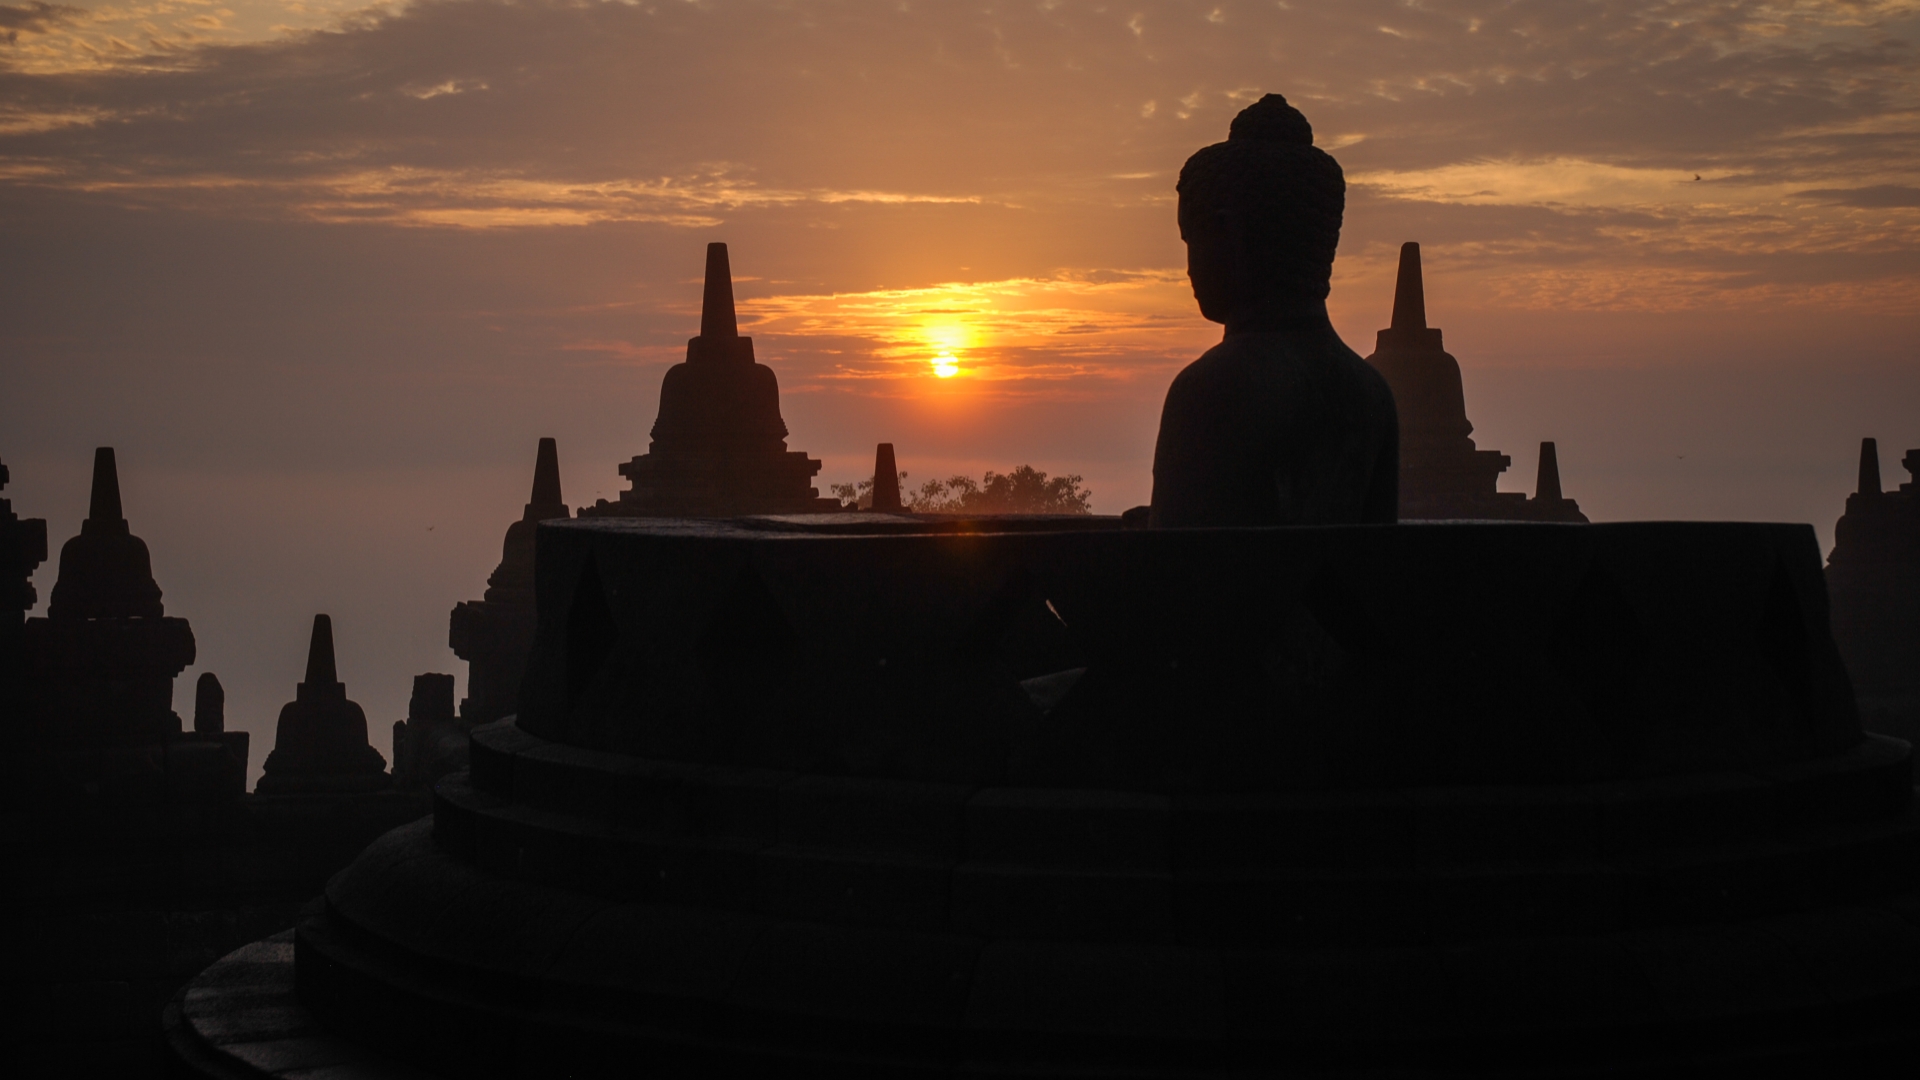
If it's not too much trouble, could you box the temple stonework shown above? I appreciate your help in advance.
[256,614,389,795]
[583,243,840,518]
[449,437,568,726]
[25,448,197,747]
[5,456,421,1073]
[1826,437,1920,739]
[1364,243,1587,523]
[5,449,248,805]
[0,456,47,728]
[391,672,464,793]
[870,442,904,511]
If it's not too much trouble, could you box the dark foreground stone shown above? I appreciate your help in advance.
[173,516,1920,1076]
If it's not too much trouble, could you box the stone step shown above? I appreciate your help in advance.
[291,819,1920,1079]
[463,720,1913,870]
[430,772,1920,947]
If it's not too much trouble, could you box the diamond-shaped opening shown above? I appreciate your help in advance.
[1258,568,1374,687]
[1756,561,1814,723]
[565,554,619,710]
[1547,559,1650,716]
[695,568,796,684]
[1299,567,1376,660]
[958,568,1082,681]
[1540,559,1657,772]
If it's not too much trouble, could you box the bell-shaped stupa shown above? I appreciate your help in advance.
[49,448,164,620]
[449,437,568,727]
[256,614,389,794]
[583,243,840,517]
[25,448,195,745]
[1826,437,1920,740]
[1363,244,1586,522]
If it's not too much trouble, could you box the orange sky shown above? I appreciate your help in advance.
[3,0,1918,779]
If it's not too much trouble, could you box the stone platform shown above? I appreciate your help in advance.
[174,516,1920,1076]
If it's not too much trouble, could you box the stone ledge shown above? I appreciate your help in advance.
[277,820,1920,1077]
[165,929,437,1080]
[443,722,1915,871]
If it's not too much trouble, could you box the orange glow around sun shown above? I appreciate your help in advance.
[739,272,1216,395]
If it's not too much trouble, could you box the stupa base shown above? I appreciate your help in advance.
[253,771,393,797]
[185,718,1920,1079]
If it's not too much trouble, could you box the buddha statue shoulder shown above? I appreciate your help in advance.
[1149,94,1399,528]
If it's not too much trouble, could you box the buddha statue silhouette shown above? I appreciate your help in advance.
[1149,94,1399,527]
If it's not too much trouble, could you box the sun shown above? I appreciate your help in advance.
[932,354,960,378]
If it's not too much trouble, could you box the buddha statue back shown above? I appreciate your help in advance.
[1149,95,1398,528]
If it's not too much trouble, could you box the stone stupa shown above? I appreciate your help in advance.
[870,442,904,511]
[583,243,841,518]
[391,672,463,794]
[1827,437,1920,740]
[1364,243,1586,522]
[449,437,568,727]
[25,448,196,747]
[256,614,389,795]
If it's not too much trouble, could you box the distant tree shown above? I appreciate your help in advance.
[830,473,904,509]
[833,466,1092,515]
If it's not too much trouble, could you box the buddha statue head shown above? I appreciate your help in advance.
[1176,94,1345,329]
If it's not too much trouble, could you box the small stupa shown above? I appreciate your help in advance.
[1363,244,1585,522]
[582,242,841,517]
[24,448,195,745]
[256,614,389,795]
[391,672,464,793]
[870,442,904,511]
[1826,437,1920,739]
[1520,440,1588,522]
[193,672,224,734]
[449,438,568,726]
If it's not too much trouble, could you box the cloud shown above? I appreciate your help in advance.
[0,2,78,35]
[0,0,1916,314]
[1795,184,1920,208]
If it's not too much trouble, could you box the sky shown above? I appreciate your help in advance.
[3,0,1917,783]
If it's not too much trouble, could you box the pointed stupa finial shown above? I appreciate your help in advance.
[871,443,902,511]
[1390,242,1426,331]
[50,446,161,618]
[89,447,125,525]
[1858,438,1882,496]
[1535,442,1563,502]
[260,612,387,792]
[194,672,225,734]
[303,614,341,689]
[700,242,738,340]
[530,437,563,508]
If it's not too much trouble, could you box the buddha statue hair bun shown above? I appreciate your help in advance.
[1177,93,1346,301]
[1228,93,1316,146]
